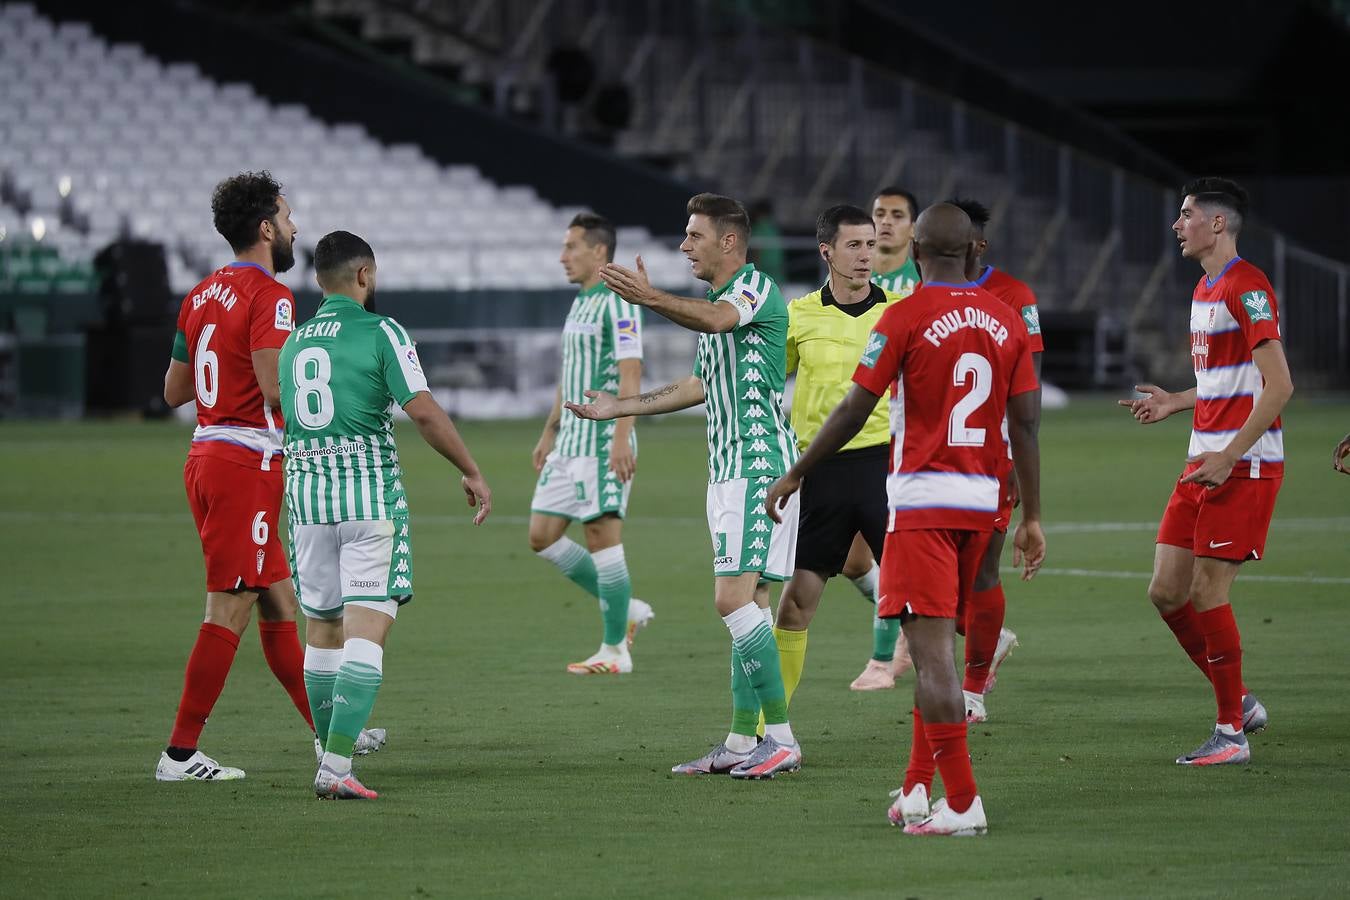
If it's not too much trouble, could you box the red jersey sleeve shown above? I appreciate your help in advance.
[852,303,909,396]
[249,286,297,352]
[1224,273,1281,351]
[1009,281,1045,354]
[1008,334,1039,397]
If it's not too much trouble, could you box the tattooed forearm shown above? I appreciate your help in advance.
[639,383,681,405]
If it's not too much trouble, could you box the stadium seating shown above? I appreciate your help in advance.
[0,2,697,295]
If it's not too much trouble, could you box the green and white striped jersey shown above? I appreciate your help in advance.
[694,264,798,483]
[278,294,428,525]
[556,283,643,458]
[872,257,920,297]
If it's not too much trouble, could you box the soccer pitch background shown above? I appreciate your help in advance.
[3,400,1348,898]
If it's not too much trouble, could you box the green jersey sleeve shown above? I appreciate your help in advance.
[722,269,775,327]
[376,316,430,406]
[171,329,188,363]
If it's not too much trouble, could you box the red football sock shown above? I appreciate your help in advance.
[258,621,316,731]
[1161,602,1211,681]
[963,585,1006,693]
[903,707,935,794]
[1197,605,1244,731]
[924,721,978,814]
[169,622,241,749]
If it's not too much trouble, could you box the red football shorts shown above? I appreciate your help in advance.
[184,453,290,591]
[1156,473,1282,562]
[878,528,992,620]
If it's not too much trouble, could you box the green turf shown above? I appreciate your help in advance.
[3,398,1349,898]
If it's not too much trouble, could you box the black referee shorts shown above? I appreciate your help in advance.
[794,443,887,577]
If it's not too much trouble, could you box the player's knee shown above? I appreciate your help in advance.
[1147,579,1186,613]
[527,527,556,554]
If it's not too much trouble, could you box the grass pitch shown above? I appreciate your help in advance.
[3,398,1349,898]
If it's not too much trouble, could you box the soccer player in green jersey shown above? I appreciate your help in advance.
[871,186,921,297]
[279,231,492,799]
[528,213,654,675]
[567,193,803,779]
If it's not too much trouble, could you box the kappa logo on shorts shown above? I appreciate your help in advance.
[256,549,265,574]
[350,579,381,589]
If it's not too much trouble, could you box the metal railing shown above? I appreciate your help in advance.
[339,0,1350,385]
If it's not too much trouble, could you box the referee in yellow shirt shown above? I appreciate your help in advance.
[770,205,907,719]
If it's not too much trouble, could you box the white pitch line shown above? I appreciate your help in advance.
[1011,566,1350,586]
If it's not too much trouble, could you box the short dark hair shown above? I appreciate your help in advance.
[872,185,919,220]
[948,197,991,231]
[1182,176,1248,235]
[314,230,375,287]
[568,212,617,262]
[212,171,283,254]
[816,204,874,246]
[687,192,750,243]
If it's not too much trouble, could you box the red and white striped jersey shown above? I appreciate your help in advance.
[852,282,1039,531]
[172,262,296,470]
[1187,257,1283,479]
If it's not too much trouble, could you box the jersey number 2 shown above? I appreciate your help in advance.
[293,347,335,429]
[948,352,992,446]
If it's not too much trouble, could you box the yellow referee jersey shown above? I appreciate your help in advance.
[786,283,902,451]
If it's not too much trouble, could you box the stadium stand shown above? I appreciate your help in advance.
[0,2,697,297]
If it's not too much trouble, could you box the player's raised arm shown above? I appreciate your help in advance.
[601,256,741,334]
[764,384,879,522]
[403,392,491,525]
[1118,383,1196,425]
[565,374,706,421]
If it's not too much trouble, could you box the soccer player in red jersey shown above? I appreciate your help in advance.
[155,172,381,781]
[1119,178,1291,766]
[767,204,1045,836]
[949,198,1043,723]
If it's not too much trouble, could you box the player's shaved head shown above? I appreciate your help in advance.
[913,204,974,259]
[314,230,375,291]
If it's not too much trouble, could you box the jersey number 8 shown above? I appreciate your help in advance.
[293,347,335,429]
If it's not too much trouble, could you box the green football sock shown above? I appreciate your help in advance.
[729,644,760,737]
[592,545,632,647]
[538,537,599,597]
[304,669,338,748]
[734,623,789,726]
[872,612,900,663]
[325,661,382,759]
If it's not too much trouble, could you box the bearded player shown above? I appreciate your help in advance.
[156,172,381,782]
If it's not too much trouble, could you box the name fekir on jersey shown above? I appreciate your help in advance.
[1187,257,1283,479]
[171,262,296,470]
[693,263,798,483]
[278,295,429,525]
[852,282,1039,531]
[555,283,643,459]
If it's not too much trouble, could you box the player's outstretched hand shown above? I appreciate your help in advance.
[600,256,656,306]
[1117,383,1173,424]
[462,473,492,525]
[1011,519,1045,581]
[763,472,801,524]
[564,389,621,422]
[1334,432,1350,474]
[609,440,636,482]
[1180,451,1236,490]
